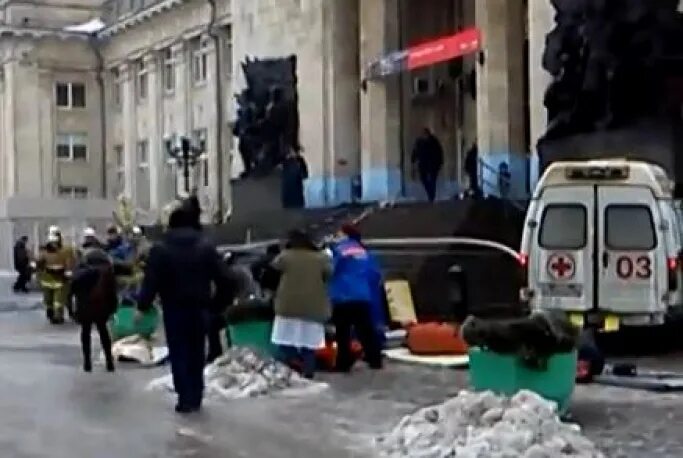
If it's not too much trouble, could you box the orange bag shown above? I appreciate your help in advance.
[406,322,468,355]
[316,340,363,370]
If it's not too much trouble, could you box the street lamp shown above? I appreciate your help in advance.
[165,134,204,194]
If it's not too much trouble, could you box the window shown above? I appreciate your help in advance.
[223,26,232,76]
[163,48,175,93]
[539,205,587,250]
[605,205,656,251]
[137,59,148,102]
[137,140,149,166]
[114,145,125,195]
[136,140,150,209]
[56,133,88,161]
[58,186,88,199]
[111,68,121,107]
[193,129,208,186]
[192,40,208,84]
[55,82,86,108]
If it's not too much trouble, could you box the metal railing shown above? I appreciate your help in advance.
[477,158,526,211]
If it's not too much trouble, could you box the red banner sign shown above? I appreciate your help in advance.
[406,27,482,70]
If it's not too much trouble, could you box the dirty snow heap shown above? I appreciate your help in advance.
[377,390,604,457]
[147,347,326,400]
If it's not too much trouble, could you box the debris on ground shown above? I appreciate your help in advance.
[147,347,326,400]
[377,390,605,458]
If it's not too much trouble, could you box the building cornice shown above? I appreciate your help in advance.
[97,0,186,39]
[0,24,91,41]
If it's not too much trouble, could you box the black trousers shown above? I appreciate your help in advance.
[81,320,113,369]
[419,168,439,202]
[206,312,225,364]
[332,301,382,371]
[165,308,206,409]
[13,268,31,292]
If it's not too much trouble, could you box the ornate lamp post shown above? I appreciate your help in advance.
[165,134,204,194]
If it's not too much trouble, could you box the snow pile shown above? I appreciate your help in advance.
[147,347,326,400]
[377,390,605,458]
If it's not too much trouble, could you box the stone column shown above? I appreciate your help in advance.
[359,0,402,203]
[144,52,163,211]
[120,62,137,201]
[203,34,219,218]
[475,0,527,198]
[311,0,360,206]
[1,61,16,198]
[528,0,555,189]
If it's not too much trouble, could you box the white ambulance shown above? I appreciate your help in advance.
[520,160,683,331]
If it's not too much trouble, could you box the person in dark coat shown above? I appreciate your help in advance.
[13,236,31,293]
[464,142,480,196]
[251,243,282,296]
[281,151,308,209]
[71,245,117,373]
[137,203,225,414]
[411,128,444,203]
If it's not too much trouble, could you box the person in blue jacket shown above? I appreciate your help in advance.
[329,223,384,372]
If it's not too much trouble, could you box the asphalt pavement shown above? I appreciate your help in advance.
[0,283,682,457]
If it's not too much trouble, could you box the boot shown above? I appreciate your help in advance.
[46,308,54,322]
[83,360,92,373]
[105,359,115,372]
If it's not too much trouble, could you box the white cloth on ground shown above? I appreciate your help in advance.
[271,316,325,350]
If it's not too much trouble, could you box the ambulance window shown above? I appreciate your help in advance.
[539,205,587,250]
[605,205,656,250]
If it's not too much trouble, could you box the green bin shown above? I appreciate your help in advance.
[111,304,160,340]
[227,320,275,357]
[468,347,577,413]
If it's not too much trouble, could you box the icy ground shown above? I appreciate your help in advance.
[0,305,682,456]
[147,347,327,400]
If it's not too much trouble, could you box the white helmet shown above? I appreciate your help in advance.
[47,234,60,244]
[48,225,60,236]
[83,227,96,238]
[132,226,142,236]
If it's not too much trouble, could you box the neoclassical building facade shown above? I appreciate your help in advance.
[0,0,570,269]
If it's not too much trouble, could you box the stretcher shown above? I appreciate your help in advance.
[594,366,683,392]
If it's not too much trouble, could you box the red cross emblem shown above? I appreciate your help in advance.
[547,254,575,280]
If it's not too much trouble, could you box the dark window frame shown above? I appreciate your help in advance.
[604,204,657,251]
[538,204,588,250]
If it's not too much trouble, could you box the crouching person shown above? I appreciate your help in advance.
[71,246,117,373]
[329,224,384,372]
[271,230,332,379]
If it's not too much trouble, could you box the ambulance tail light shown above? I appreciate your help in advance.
[668,256,678,291]
[517,252,529,285]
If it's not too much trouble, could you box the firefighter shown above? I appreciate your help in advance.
[37,234,73,324]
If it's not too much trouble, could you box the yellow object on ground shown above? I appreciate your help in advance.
[384,279,418,324]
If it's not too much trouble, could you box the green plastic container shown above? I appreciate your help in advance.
[227,320,275,356]
[111,305,160,340]
[468,347,577,413]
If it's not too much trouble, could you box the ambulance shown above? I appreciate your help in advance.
[519,160,683,331]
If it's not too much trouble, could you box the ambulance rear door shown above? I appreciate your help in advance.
[531,186,593,312]
[596,186,666,315]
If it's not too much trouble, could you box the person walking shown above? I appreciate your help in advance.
[137,201,225,414]
[464,142,480,197]
[328,224,384,372]
[13,236,31,293]
[411,127,444,203]
[71,243,117,373]
[271,229,332,379]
